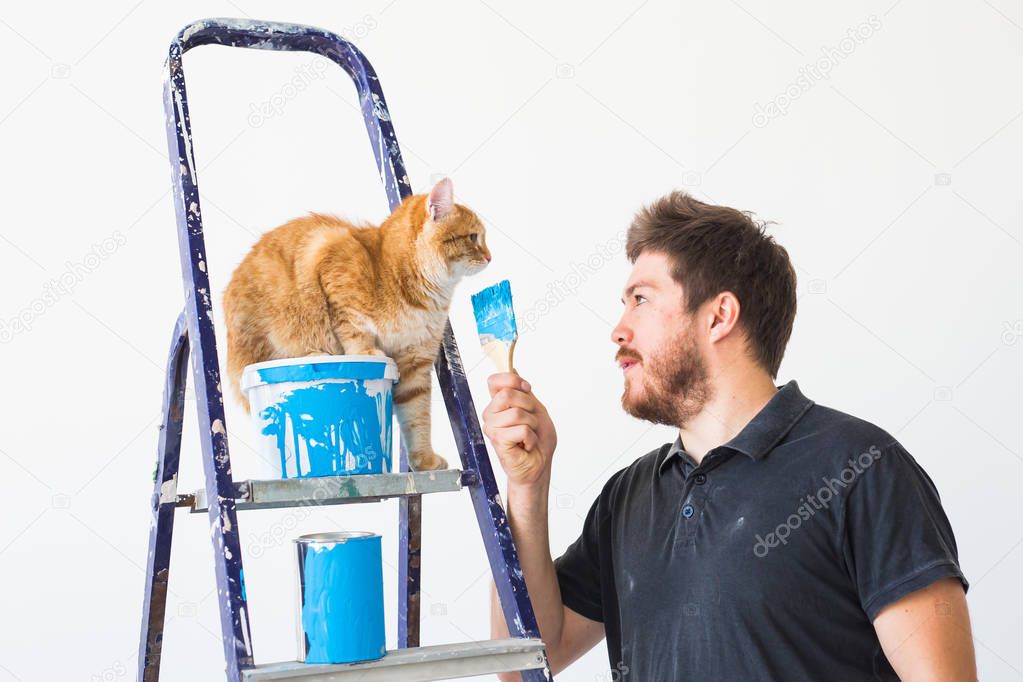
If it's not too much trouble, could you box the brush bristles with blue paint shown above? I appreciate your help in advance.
[471,279,519,373]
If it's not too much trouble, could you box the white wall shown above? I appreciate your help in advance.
[1,1,1021,680]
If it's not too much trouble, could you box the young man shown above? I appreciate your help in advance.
[483,192,976,680]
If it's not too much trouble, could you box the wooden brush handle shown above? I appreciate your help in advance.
[481,338,517,373]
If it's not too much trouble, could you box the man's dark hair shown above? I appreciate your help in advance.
[626,191,797,378]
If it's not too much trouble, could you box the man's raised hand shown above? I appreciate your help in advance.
[482,372,557,487]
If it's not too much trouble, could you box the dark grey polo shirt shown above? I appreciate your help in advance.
[554,380,967,681]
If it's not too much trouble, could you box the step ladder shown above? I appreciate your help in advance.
[137,18,552,682]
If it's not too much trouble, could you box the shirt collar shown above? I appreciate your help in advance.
[657,379,814,475]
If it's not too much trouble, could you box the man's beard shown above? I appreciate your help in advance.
[619,327,712,427]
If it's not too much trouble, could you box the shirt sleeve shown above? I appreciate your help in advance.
[554,481,612,623]
[841,440,969,621]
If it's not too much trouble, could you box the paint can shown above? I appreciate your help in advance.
[241,356,399,478]
[294,531,387,665]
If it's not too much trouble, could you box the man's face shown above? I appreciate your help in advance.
[612,251,712,427]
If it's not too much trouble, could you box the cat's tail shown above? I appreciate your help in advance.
[223,290,255,415]
[224,337,252,414]
[225,363,251,414]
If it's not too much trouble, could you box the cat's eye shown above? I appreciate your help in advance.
[468,233,479,244]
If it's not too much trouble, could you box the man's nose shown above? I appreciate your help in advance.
[611,317,631,346]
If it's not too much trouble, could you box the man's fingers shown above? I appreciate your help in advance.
[490,424,536,454]
[487,372,530,398]
[482,373,546,459]
[522,430,538,452]
[484,406,538,432]
[485,388,538,418]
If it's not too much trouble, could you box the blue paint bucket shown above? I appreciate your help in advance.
[241,356,399,478]
[294,531,386,665]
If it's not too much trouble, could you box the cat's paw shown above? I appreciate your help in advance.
[410,451,448,471]
[357,348,388,358]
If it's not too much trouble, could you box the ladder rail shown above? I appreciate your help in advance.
[164,35,253,680]
[170,18,412,203]
[138,311,189,681]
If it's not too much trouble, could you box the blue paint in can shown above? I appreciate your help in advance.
[241,356,399,478]
[295,532,386,665]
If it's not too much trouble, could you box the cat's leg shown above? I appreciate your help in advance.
[333,317,386,357]
[305,328,344,356]
[393,356,447,471]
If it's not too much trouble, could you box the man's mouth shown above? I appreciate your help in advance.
[617,356,641,372]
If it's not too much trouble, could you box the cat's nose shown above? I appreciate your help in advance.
[485,253,492,262]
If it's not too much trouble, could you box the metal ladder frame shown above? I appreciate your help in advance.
[137,17,551,682]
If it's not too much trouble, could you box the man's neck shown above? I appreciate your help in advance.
[679,369,779,465]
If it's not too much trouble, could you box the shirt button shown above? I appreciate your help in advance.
[681,504,695,518]
[694,473,707,485]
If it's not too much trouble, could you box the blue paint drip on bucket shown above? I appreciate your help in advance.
[241,356,399,479]
[294,532,386,664]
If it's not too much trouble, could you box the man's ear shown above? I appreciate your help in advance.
[426,177,454,222]
[708,291,741,342]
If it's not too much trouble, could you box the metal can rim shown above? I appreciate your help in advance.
[294,531,377,545]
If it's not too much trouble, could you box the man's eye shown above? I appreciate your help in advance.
[634,294,647,305]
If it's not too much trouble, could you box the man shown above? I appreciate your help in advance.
[483,191,976,680]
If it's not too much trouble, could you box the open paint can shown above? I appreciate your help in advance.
[241,356,399,479]
[294,531,386,664]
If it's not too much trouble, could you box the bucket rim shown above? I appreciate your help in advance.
[294,531,378,545]
[240,355,399,392]
[242,354,397,373]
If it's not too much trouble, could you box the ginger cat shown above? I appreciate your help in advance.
[223,178,490,471]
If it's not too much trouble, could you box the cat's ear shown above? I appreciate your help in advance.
[426,178,454,222]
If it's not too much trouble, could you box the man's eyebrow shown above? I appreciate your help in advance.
[620,280,654,303]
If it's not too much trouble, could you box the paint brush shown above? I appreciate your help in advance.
[471,279,518,373]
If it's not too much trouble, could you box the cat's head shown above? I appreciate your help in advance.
[418,178,491,280]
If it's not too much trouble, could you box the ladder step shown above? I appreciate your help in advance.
[241,638,547,681]
[183,469,470,512]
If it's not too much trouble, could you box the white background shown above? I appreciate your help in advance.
[1,1,1021,680]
